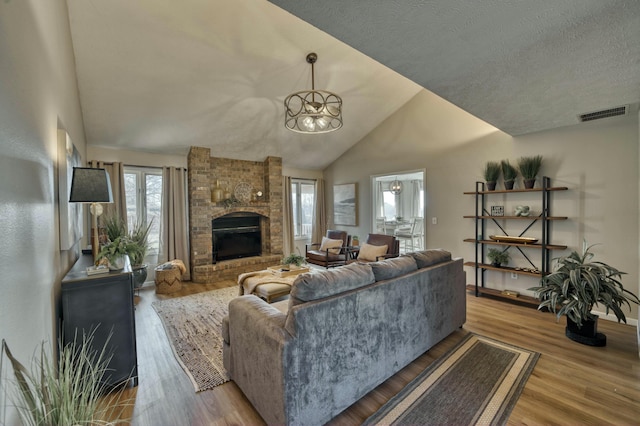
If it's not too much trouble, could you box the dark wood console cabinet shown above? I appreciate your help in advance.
[61,254,138,387]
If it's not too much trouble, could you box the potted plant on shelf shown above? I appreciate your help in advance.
[483,161,501,191]
[529,244,640,346]
[487,248,510,267]
[501,160,518,190]
[517,155,543,189]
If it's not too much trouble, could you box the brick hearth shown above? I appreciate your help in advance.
[187,146,283,283]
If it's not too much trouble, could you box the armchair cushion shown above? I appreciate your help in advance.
[357,243,388,262]
[319,236,344,254]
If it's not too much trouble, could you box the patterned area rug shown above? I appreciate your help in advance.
[152,286,237,392]
[364,334,539,425]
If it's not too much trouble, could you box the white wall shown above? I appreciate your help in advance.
[0,0,86,422]
[324,89,640,322]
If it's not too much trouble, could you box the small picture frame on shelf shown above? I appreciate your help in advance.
[490,205,504,216]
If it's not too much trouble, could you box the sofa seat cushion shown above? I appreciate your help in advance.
[290,262,375,306]
[357,242,388,261]
[370,255,418,281]
[409,249,452,269]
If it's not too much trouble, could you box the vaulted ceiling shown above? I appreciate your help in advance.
[67,0,639,170]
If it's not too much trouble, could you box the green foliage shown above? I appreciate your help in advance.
[128,219,153,266]
[101,214,127,242]
[483,161,501,182]
[97,235,135,264]
[487,248,510,266]
[500,160,518,181]
[529,245,640,327]
[282,253,305,266]
[517,155,543,180]
[2,331,131,425]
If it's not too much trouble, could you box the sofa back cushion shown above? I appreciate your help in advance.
[370,255,418,281]
[290,262,375,306]
[408,249,452,269]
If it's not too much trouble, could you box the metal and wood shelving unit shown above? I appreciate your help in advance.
[464,176,568,306]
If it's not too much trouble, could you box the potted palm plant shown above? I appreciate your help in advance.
[500,160,518,190]
[529,244,640,346]
[517,155,543,189]
[483,161,501,191]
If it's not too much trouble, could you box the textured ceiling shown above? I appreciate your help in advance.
[67,1,639,170]
[268,0,640,136]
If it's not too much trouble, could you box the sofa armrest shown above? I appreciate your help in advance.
[224,295,291,424]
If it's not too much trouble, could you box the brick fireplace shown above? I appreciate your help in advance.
[187,146,283,282]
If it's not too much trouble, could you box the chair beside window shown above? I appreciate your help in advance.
[305,230,351,268]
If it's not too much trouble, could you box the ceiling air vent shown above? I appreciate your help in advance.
[578,105,628,122]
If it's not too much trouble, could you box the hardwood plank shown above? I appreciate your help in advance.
[106,280,639,425]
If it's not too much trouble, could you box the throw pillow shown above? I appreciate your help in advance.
[357,243,388,262]
[320,236,343,254]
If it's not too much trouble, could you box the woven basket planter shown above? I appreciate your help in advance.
[155,266,182,294]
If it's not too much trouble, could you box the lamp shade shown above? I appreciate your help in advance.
[69,167,113,203]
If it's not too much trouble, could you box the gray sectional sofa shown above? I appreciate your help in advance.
[222,249,466,425]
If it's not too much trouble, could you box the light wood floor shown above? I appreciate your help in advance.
[111,281,640,425]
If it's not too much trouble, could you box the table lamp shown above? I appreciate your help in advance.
[69,167,113,260]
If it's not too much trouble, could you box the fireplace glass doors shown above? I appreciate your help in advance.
[212,213,262,263]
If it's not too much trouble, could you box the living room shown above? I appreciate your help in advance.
[1,1,639,425]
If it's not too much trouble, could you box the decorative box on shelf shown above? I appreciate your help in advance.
[267,264,310,278]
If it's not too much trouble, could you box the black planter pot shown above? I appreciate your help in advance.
[132,265,148,289]
[504,180,515,190]
[565,316,606,347]
[523,178,536,189]
[486,181,497,191]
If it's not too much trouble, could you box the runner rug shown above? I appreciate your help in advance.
[152,286,237,392]
[364,334,539,425]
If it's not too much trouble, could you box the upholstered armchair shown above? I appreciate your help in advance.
[347,233,400,263]
[305,230,351,268]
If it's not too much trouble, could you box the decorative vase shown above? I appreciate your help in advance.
[565,316,606,346]
[132,265,148,289]
[504,180,515,190]
[109,255,126,271]
[211,180,223,202]
[523,178,535,189]
[486,181,497,191]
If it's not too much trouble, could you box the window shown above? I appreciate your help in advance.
[291,179,315,239]
[124,167,162,255]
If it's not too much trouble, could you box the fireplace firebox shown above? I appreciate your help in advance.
[212,213,262,263]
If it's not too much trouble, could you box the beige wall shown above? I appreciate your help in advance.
[324,89,640,323]
[0,1,86,422]
[87,145,187,168]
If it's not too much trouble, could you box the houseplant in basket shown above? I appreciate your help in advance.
[500,160,518,190]
[529,244,640,346]
[483,161,501,191]
[517,155,543,189]
[487,248,510,267]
